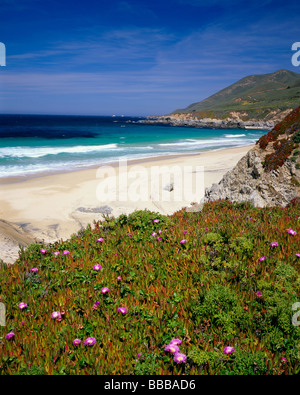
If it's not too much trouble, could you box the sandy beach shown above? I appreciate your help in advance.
[0,145,253,263]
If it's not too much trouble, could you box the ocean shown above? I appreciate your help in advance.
[0,114,267,178]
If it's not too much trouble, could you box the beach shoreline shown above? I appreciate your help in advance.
[0,143,254,185]
[0,144,254,264]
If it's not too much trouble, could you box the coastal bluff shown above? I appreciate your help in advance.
[203,107,300,208]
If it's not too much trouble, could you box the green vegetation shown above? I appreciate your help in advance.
[257,106,300,171]
[1,201,300,375]
[173,69,300,119]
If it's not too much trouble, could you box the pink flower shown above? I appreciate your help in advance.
[170,338,182,346]
[117,307,127,314]
[151,232,157,237]
[40,248,47,254]
[73,339,81,346]
[204,228,208,231]
[173,352,187,364]
[63,250,70,255]
[5,332,15,340]
[259,256,267,262]
[84,337,96,346]
[183,230,188,234]
[157,236,162,241]
[281,357,287,363]
[164,344,179,354]
[30,268,38,273]
[93,264,102,271]
[51,311,62,320]
[296,253,300,258]
[101,287,110,294]
[154,219,159,223]
[256,291,262,298]
[52,251,60,256]
[137,352,143,359]
[158,230,162,234]
[96,238,103,243]
[18,302,27,310]
[92,301,100,310]
[223,346,235,355]
[180,239,187,244]
[287,228,297,236]
[270,242,278,247]
[117,276,121,281]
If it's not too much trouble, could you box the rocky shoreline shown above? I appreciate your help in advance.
[134,115,274,130]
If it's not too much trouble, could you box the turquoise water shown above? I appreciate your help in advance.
[0,114,267,178]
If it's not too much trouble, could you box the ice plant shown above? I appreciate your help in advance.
[40,249,47,254]
[180,239,187,244]
[73,339,81,346]
[270,242,279,247]
[93,264,102,271]
[296,253,300,258]
[256,291,262,298]
[18,302,27,310]
[117,276,121,281]
[164,344,180,354]
[84,337,96,346]
[30,268,38,273]
[5,332,14,340]
[259,256,267,262]
[92,301,100,310]
[157,236,162,241]
[117,307,127,314]
[173,352,187,364]
[137,352,143,359]
[223,346,235,355]
[170,338,182,345]
[63,250,70,255]
[154,219,159,223]
[96,238,103,242]
[52,251,60,256]
[287,228,297,236]
[51,311,62,320]
[101,287,110,294]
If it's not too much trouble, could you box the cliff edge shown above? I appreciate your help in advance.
[203,107,300,207]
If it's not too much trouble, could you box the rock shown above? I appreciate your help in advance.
[163,183,174,192]
[77,206,113,214]
[203,108,300,207]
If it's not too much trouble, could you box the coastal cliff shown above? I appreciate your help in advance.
[203,107,300,207]
[139,108,292,130]
[138,69,300,130]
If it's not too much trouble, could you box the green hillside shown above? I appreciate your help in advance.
[174,69,300,119]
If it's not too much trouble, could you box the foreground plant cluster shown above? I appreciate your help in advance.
[0,200,300,375]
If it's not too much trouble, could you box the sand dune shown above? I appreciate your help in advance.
[0,219,38,264]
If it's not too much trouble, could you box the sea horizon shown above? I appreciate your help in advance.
[0,114,267,179]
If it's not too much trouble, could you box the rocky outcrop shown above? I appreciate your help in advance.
[203,107,300,207]
[136,109,293,130]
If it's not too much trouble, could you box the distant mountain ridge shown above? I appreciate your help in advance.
[173,69,300,120]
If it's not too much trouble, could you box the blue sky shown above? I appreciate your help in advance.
[0,0,299,116]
